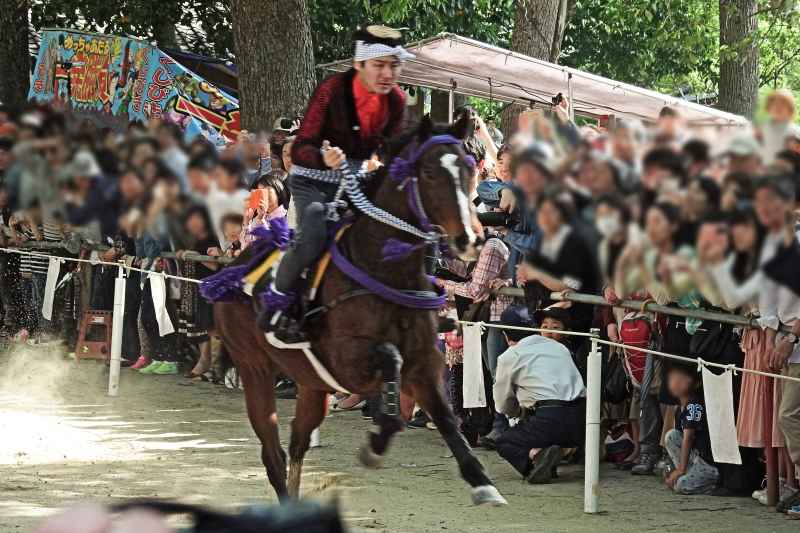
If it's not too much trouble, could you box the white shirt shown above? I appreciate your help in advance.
[206,183,249,248]
[493,335,586,417]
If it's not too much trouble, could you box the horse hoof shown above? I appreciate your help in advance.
[358,446,383,469]
[471,485,508,506]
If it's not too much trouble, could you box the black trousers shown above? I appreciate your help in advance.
[496,401,586,476]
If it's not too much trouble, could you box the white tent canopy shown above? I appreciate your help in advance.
[319,33,747,127]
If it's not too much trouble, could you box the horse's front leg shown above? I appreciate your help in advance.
[287,386,328,498]
[409,353,508,506]
[358,342,405,468]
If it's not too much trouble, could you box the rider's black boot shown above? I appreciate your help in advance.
[257,284,308,344]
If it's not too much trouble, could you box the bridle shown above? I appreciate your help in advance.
[332,134,474,261]
[325,133,475,309]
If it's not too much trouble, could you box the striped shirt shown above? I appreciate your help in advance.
[441,238,513,322]
[19,221,62,276]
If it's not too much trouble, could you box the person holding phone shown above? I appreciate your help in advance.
[238,171,289,252]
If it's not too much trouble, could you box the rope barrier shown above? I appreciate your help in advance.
[457,320,800,384]
[0,246,202,285]
[496,287,794,333]
[4,246,798,384]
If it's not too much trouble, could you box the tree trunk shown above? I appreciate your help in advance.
[230,0,315,132]
[718,0,759,119]
[0,0,30,108]
[430,89,467,124]
[152,16,178,49]
[501,0,572,136]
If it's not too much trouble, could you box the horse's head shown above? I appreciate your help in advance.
[387,112,481,260]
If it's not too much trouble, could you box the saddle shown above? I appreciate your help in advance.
[200,217,353,332]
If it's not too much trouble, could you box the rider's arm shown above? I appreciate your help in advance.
[291,78,335,169]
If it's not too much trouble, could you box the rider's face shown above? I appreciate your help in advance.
[355,57,402,94]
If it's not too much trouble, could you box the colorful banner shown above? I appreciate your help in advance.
[29,29,240,146]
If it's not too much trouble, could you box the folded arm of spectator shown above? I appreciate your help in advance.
[441,239,509,301]
[706,256,763,311]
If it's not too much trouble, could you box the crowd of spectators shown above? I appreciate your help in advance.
[1,86,800,516]
[413,91,800,515]
[0,102,294,386]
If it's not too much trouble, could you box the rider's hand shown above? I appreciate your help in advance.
[366,156,382,173]
[322,140,345,170]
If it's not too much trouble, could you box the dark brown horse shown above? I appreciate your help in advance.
[214,114,507,506]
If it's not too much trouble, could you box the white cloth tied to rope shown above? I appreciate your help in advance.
[462,322,486,408]
[41,256,62,321]
[148,273,174,337]
[701,366,742,465]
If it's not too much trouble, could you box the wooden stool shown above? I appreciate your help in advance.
[75,310,113,361]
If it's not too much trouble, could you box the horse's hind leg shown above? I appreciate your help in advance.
[239,367,288,501]
[287,386,328,498]
[410,365,508,506]
[358,343,405,468]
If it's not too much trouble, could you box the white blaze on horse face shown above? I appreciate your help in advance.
[440,153,477,245]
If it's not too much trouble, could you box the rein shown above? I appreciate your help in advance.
[321,134,472,310]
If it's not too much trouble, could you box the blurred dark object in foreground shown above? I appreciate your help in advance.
[111,499,347,533]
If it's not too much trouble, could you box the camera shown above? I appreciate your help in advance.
[551,92,564,106]
[477,210,518,228]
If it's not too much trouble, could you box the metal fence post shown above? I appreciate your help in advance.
[584,328,602,513]
[107,263,127,397]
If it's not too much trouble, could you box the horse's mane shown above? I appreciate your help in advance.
[365,119,454,200]
[384,119,453,163]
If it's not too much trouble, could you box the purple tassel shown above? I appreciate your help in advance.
[389,156,413,183]
[258,285,296,313]
[382,238,424,262]
[249,216,292,249]
[201,215,292,303]
[199,265,249,302]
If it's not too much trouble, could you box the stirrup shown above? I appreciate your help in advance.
[266,311,308,344]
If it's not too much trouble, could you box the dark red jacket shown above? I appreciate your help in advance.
[291,69,406,170]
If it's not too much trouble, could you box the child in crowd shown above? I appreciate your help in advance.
[216,213,244,258]
[663,364,719,495]
[239,171,289,251]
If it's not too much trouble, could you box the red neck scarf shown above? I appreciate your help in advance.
[353,75,389,140]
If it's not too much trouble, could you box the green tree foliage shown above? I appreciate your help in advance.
[27,0,800,98]
[561,0,720,95]
[309,0,514,64]
[30,0,234,58]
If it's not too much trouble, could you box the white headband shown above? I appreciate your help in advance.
[354,40,415,62]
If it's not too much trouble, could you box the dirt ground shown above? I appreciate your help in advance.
[0,345,797,533]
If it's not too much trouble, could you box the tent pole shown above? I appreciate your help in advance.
[567,73,575,122]
[448,79,455,122]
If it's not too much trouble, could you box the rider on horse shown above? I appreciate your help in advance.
[260,25,414,343]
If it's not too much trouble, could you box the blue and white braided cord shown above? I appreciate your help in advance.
[337,161,438,242]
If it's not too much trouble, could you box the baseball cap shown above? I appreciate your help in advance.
[65,150,101,180]
[499,305,534,343]
[725,134,760,157]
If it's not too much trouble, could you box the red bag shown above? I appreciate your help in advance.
[619,312,655,387]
